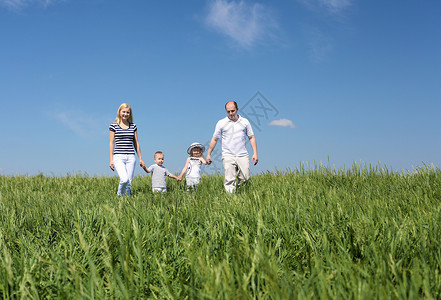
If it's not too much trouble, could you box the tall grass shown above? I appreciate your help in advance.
[0,163,440,299]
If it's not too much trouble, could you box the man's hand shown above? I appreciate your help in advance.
[206,137,218,165]
[252,154,258,165]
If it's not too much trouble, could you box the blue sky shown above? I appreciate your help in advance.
[1,0,440,176]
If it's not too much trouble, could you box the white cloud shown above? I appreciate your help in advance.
[205,0,278,48]
[268,119,296,128]
[320,0,351,14]
[0,0,61,10]
[53,111,108,139]
[0,0,25,10]
[307,27,333,62]
[300,0,353,61]
[298,0,352,15]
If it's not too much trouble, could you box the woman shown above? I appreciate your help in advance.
[109,103,145,196]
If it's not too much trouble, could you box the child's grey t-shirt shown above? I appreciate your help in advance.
[147,164,170,188]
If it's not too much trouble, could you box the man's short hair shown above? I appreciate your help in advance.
[225,101,238,110]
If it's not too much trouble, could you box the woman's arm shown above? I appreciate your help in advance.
[109,131,115,171]
[133,130,145,168]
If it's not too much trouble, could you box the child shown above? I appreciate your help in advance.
[178,142,207,190]
[143,151,179,192]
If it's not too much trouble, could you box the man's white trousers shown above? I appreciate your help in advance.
[222,154,250,193]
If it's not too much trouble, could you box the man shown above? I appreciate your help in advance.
[206,101,258,193]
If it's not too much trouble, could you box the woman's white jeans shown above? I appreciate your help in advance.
[113,154,136,196]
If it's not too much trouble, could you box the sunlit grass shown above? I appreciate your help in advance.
[0,163,440,298]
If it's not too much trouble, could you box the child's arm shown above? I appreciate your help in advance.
[178,157,191,180]
[200,156,207,165]
[142,165,151,173]
[168,173,180,181]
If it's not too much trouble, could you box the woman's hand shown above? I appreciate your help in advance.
[109,161,115,171]
[139,159,146,169]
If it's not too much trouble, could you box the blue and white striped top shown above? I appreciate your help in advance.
[109,122,137,155]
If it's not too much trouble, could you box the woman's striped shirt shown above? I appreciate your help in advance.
[109,122,137,155]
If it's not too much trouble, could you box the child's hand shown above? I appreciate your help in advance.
[168,174,179,181]
[177,175,182,181]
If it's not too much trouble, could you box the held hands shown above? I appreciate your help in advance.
[109,161,115,171]
[168,174,180,181]
[139,159,146,169]
[142,165,150,173]
[206,155,212,165]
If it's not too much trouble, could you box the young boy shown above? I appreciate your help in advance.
[143,151,180,192]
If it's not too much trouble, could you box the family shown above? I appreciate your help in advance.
[109,101,258,195]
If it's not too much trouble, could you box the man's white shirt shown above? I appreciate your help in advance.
[213,115,254,157]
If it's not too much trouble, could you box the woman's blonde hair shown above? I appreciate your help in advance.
[114,103,133,124]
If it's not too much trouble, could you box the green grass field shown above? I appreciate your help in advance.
[1,163,440,299]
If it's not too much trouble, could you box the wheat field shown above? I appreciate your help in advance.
[0,163,440,299]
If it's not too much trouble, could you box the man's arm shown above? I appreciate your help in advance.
[206,137,219,165]
[249,135,258,165]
